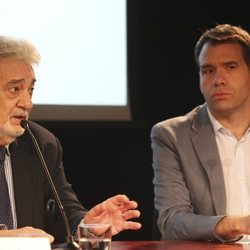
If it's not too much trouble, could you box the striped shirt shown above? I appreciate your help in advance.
[0,145,17,230]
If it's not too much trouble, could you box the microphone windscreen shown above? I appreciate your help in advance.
[20,119,28,129]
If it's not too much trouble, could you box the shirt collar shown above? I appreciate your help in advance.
[207,108,225,135]
[207,107,250,138]
[3,145,10,156]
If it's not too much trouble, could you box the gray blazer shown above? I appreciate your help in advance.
[151,104,227,241]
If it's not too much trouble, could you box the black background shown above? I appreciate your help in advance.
[36,0,250,240]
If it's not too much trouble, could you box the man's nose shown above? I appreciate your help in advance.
[213,70,226,86]
[17,92,33,110]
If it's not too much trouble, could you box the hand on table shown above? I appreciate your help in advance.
[0,226,54,243]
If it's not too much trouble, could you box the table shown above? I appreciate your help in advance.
[111,241,250,250]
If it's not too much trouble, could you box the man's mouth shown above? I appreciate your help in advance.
[212,92,231,99]
[12,115,27,123]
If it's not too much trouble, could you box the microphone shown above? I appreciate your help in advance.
[20,120,79,250]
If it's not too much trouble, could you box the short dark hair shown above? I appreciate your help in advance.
[194,24,250,68]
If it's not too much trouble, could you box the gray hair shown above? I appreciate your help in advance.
[0,36,40,65]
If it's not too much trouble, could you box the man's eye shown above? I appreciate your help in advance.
[9,86,20,93]
[227,65,237,70]
[201,68,213,75]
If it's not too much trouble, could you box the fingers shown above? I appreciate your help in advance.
[107,194,130,205]
[120,209,141,233]
[121,200,138,210]
[85,194,141,231]
[122,221,142,231]
[107,195,139,210]
[122,209,140,220]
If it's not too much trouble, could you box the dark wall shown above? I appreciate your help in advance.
[37,0,250,240]
[129,0,250,125]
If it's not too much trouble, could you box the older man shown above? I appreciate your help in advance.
[0,36,141,243]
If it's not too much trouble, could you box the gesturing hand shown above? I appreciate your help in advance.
[83,194,141,235]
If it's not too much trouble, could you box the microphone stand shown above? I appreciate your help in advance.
[21,120,79,250]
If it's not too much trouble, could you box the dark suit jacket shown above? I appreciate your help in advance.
[151,104,227,241]
[9,121,87,243]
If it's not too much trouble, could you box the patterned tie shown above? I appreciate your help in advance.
[0,146,13,229]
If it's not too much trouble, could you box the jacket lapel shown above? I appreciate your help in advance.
[10,134,45,228]
[191,105,226,215]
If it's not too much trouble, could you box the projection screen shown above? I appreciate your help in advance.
[0,0,130,121]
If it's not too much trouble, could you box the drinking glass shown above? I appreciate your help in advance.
[78,223,112,250]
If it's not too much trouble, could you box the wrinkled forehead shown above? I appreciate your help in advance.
[0,56,36,82]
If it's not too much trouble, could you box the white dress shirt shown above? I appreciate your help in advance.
[208,109,250,216]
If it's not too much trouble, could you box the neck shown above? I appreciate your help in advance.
[211,109,250,140]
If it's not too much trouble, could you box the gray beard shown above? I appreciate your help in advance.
[0,126,25,145]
